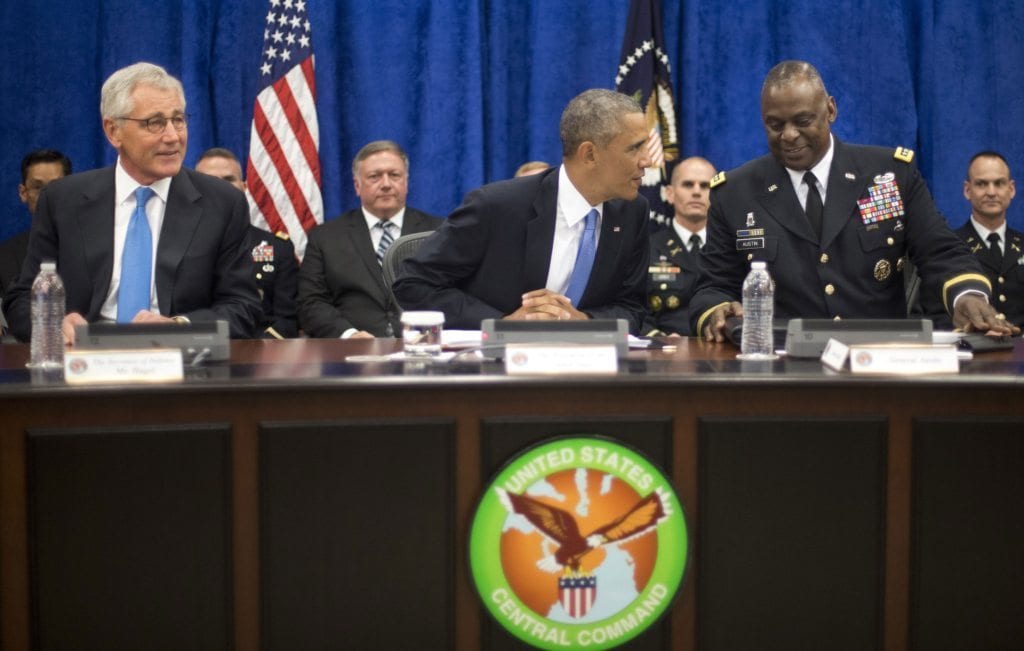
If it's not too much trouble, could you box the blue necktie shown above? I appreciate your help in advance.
[376,220,395,266]
[565,208,598,306]
[118,186,155,322]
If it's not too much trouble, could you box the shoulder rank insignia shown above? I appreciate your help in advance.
[709,171,727,188]
[274,230,290,241]
[894,147,914,163]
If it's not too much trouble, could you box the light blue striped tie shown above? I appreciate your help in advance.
[565,208,598,306]
[376,220,395,266]
[118,186,154,322]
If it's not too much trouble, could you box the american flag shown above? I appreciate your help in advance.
[615,0,679,230]
[246,0,323,260]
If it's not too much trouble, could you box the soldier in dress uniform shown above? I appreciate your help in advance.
[919,151,1023,329]
[690,60,1017,341]
[643,157,716,336]
[195,148,298,338]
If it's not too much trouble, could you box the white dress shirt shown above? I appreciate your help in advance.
[100,160,173,321]
[546,165,603,294]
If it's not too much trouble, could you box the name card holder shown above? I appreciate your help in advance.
[504,344,618,375]
[64,348,184,384]
[821,338,960,375]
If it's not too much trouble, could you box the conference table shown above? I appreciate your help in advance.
[1,337,1022,650]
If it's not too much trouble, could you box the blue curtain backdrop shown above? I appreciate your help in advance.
[1,0,1022,243]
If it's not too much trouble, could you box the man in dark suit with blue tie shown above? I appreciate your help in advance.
[298,140,441,338]
[3,62,261,344]
[919,151,1024,328]
[393,89,652,334]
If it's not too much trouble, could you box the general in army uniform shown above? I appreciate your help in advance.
[919,151,1024,329]
[643,157,715,336]
[689,60,1017,340]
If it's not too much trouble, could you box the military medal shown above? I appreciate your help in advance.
[873,259,892,281]
[858,178,904,224]
[252,240,275,262]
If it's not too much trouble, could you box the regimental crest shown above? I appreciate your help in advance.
[469,437,688,650]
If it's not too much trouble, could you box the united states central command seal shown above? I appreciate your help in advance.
[469,437,689,649]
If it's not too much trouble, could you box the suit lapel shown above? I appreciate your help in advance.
[346,213,385,292]
[821,141,870,249]
[1002,230,1022,273]
[525,172,558,291]
[755,161,817,243]
[79,169,117,319]
[582,203,626,303]
[154,171,202,315]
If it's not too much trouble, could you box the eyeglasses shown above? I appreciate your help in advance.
[118,114,189,134]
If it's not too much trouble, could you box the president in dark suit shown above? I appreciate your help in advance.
[690,60,1016,340]
[3,62,260,344]
[298,140,441,338]
[393,89,651,333]
[919,151,1024,329]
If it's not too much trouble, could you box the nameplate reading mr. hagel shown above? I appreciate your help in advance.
[504,344,618,375]
[848,343,959,375]
[64,349,184,384]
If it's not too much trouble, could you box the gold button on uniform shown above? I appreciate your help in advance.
[660,283,668,290]
[886,237,895,246]
[999,295,1007,303]
[820,253,829,264]
[825,284,835,295]
[999,276,1005,284]
[747,253,754,261]
[834,315,842,320]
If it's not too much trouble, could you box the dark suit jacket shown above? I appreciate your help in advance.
[298,207,441,337]
[3,167,262,341]
[642,228,702,336]
[690,139,987,334]
[247,226,298,338]
[919,221,1024,329]
[0,230,29,297]
[392,168,650,333]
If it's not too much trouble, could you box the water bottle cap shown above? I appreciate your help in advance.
[40,261,56,271]
[751,261,767,270]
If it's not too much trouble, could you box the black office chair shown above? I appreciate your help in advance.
[382,230,436,310]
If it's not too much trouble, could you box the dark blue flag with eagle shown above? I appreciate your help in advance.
[614,0,679,231]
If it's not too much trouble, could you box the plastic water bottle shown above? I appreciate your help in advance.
[740,261,776,359]
[29,261,65,369]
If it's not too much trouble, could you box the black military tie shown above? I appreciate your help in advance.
[803,171,823,241]
[988,232,1003,265]
[688,233,702,252]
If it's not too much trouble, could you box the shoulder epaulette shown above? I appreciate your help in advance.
[709,171,727,188]
[894,147,914,163]
[274,231,290,240]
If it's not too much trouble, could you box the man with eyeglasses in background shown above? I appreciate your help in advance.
[3,62,261,344]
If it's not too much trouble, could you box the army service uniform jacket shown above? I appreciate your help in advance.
[246,226,298,339]
[919,221,1024,329]
[642,228,702,336]
[689,139,989,335]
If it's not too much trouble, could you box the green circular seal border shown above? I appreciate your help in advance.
[469,436,689,650]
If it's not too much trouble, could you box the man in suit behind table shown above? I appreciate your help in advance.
[298,140,441,338]
[195,147,298,339]
[0,150,72,298]
[393,89,651,333]
[689,59,1017,340]
[642,156,716,337]
[919,151,1024,329]
[3,62,261,344]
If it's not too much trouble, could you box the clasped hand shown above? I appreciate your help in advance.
[504,288,588,321]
